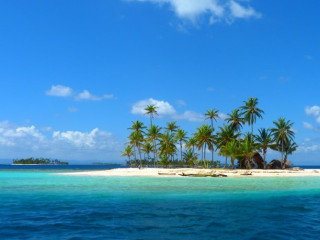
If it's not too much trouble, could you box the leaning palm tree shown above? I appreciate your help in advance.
[270,118,295,168]
[283,140,297,167]
[255,128,273,169]
[175,129,188,163]
[144,104,158,127]
[146,124,162,167]
[128,131,144,168]
[121,145,134,167]
[240,97,264,137]
[226,109,245,132]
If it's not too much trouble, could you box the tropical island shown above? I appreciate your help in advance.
[61,97,320,178]
[122,97,296,170]
[12,158,69,165]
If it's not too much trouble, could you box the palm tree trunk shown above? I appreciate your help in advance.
[231,157,234,169]
[153,140,156,168]
[263,149,267,169]
[247,156,252,169]
[201,146,203,163]
[180,141,183,163]
[281,141,284,168]
[225,156,227,168]
[211,147,214,168]
[138,147,142,168]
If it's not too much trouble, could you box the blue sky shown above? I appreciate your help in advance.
[0,0,320,164]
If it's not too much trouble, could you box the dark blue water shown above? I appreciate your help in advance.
[1,169,320,239]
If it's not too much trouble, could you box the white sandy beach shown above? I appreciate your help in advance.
[58,168,320,178]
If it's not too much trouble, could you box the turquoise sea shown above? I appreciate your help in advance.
[1,167,320,239]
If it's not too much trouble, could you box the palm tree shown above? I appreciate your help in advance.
[159,132,177,161]
[216,124,240,167]
[205,108,219,129]
[240,136,256,169]
[270,118,295,168]
[144,104,158,127]
[183,149,198,167]
[227,140,238,169]
[226,109,245,132]
[175,129,188,163]
[185,137,197,153]
[165,121,179,134]
[128,131,144,168]
[146,125,162,167]
[121,145,134,167]
[283,141,297,167]
[142,141,154,166]
[255,128,273,169]
[128,120,146,134]
[194,124,214,166]
[240,97,264,137]
[205,108,219,164]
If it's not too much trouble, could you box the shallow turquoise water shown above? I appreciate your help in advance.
[1,171,320,239]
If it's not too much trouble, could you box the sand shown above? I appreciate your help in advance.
[57,168,320,178]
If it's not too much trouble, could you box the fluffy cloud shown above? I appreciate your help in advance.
[306,105,320,124]
[75,90,114,101]
[0,121,120,162]
[174,110,204,122]
[229,0,260,19]
[131,98,176,116]
[46,85,73,97]
[131,98,227,123]
[46,85,114,101]
[131,0,260,24]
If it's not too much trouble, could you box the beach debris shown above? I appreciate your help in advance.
[291,167,304,171]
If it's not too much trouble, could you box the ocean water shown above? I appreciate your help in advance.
[1,169,320,239]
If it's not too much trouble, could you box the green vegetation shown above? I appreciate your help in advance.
[12,158,68,165]
[123,97,297,169]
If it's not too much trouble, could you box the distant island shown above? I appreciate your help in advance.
[12,158,68,165]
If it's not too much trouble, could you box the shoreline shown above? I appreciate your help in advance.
[57,168,320,178]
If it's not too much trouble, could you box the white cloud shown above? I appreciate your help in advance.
[174,110,204,122]
[131,0,260,24]
[218,112,227,120]
[306,106,320,124]
[303,121,320,133]
[46,85,73,97]
[46,85,114,101]
[297,145,320,153]
[131,98,176,116]
[0,121,120,162]
[229,0,260,19]
[75,90,114,101]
